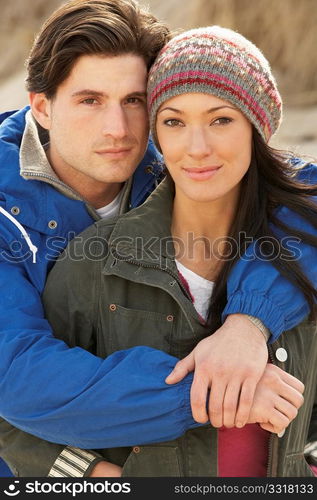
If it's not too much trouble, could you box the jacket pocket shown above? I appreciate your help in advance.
[107,304,174,352]
[121,446,181,477]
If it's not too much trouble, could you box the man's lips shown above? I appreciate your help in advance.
[98,148,131,153]
[96,147,132,158]
[182,166,222,180]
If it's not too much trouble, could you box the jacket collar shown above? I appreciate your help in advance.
[129,137,164,208]
[107,175,176,266]
[20,111,57,180]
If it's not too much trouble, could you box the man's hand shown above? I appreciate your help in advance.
[165,314,268,428]
[248,363,304,433]
[89,461,122,477]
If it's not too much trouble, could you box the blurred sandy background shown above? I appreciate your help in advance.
[0,0,316,158]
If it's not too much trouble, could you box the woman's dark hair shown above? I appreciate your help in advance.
[177,128,317,354]
[209,129,317,329]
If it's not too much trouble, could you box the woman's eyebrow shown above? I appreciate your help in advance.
[206,105,236,113]
[158,105,236,114]
[158,106,183,114]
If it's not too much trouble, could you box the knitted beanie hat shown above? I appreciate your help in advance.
[147,26,282,149]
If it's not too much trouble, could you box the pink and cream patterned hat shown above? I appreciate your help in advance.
[147,26,282,149]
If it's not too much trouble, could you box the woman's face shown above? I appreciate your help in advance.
[156,93,252,205]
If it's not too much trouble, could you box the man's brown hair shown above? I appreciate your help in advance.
[26,0,171,98]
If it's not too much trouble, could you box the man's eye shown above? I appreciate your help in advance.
[81,98,98,105]
[164,119,183,127]
[126,97,143,104]
[212,117,233,125]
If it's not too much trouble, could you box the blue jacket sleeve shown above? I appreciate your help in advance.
[223,160,317,341]
[0,258,197,449]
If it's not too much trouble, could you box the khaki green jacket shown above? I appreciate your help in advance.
[2,178,317,476]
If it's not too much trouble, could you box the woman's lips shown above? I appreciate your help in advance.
[182,166,222,181]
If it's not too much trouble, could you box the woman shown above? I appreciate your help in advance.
[143,25,317,476]
[38,26,316,476]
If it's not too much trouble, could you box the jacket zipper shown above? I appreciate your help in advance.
[111,252,193,302]
[110,253,218,473]
[23,171,83,199]
[266,342,278,477]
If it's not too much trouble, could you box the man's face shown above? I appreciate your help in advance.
[41,54,149,186]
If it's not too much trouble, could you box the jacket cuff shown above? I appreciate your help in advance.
[48,446,104,477]
[222,292,285,342]
[181,376,204,430]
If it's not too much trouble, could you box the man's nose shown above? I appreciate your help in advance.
[101,104,129,140]
[187,128,212,160]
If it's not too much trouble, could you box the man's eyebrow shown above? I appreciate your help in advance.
[125,91,147,99]
[71,90,147,98]
[71,89,106,98]
[158,105,236,114]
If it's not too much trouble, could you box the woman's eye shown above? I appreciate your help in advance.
[164,119,183,127]
[212,117,233,125]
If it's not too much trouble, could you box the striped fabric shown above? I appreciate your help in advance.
[147,26,282,149]
[48,446,101,477]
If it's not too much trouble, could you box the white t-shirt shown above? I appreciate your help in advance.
[96,189,124,219]
[175,260,214,321]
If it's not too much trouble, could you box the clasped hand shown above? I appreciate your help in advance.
[165,314,304,433]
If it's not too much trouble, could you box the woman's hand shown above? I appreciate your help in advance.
[248,363,304,433]
[165,313,268,428]
[89,460,122,477]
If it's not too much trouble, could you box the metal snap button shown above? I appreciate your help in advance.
[11,206,20,216]
[48,220,58,229]
[275,348,288,362]
[133,446,140,453]
[166,315,174,322]
[145,166,153,174]
[109,304,117,312]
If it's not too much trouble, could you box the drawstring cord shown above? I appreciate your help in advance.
[0,206,38,263]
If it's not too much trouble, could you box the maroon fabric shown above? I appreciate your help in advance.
[177,270,195,303]
[310,465,317,476]
[218,423,270,477]
[177,267,270,476]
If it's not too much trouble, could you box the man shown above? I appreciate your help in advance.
[0,0,315,477]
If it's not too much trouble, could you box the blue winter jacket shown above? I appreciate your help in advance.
[0,107,316,456]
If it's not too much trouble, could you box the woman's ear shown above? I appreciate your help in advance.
[29,92,52,130]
